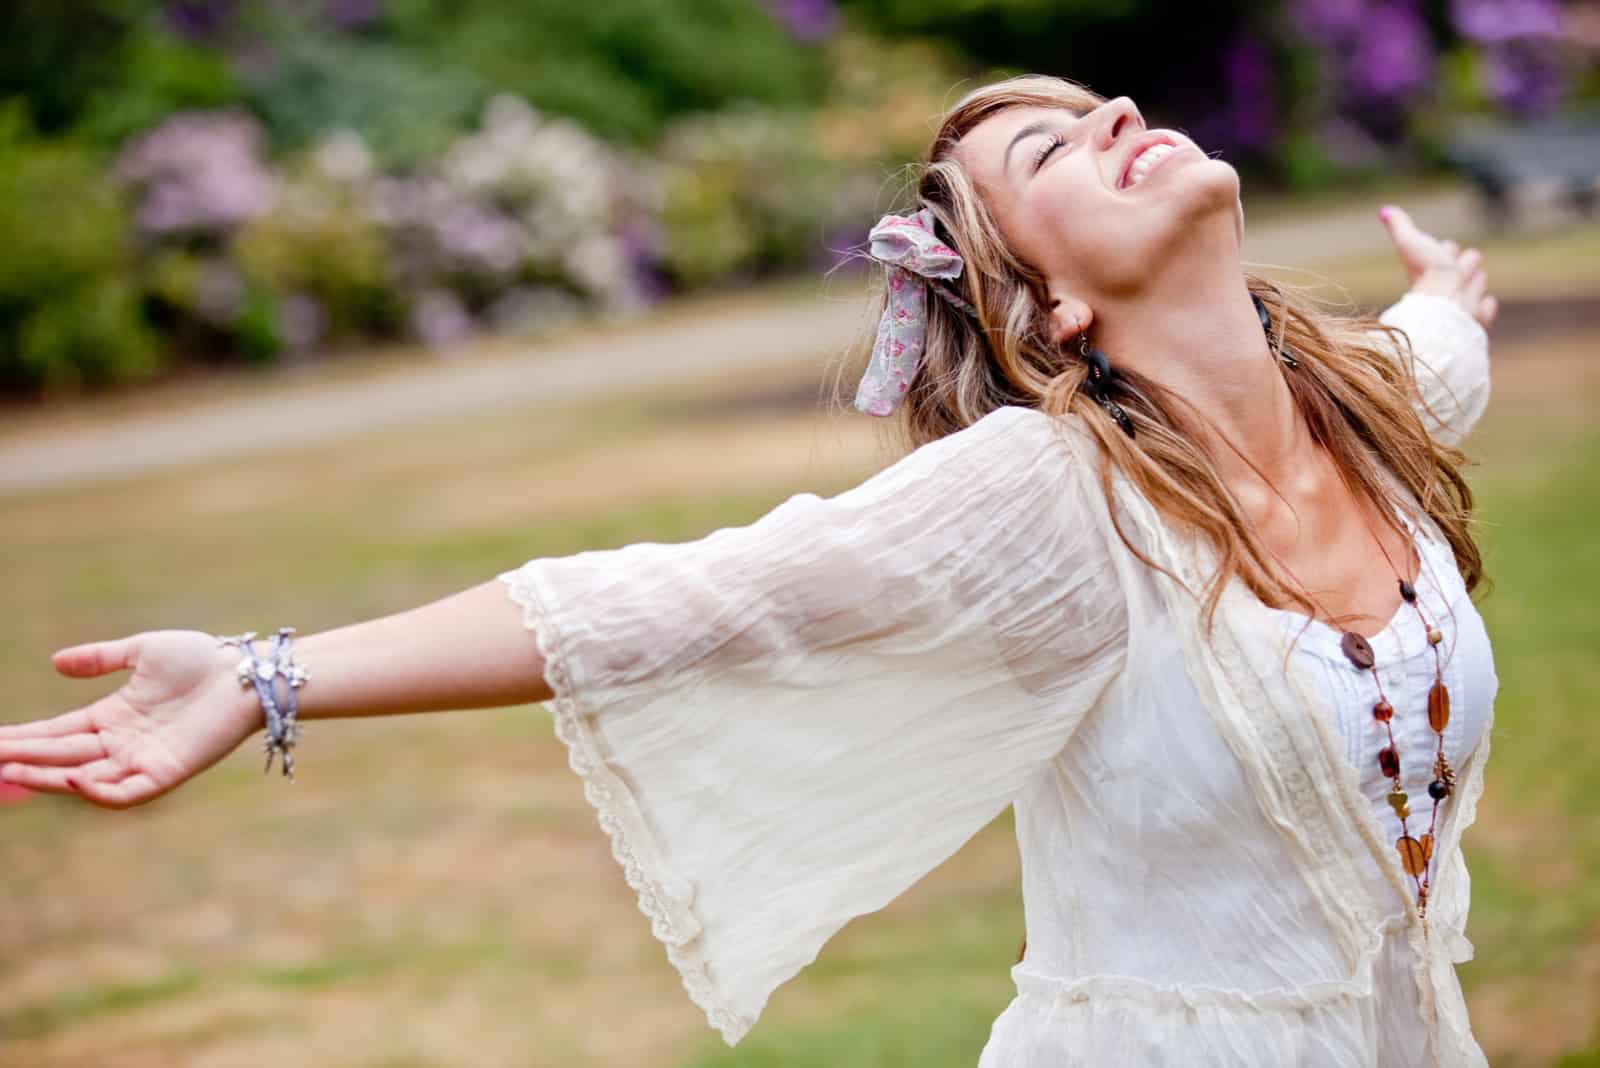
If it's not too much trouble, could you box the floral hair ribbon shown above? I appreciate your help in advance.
[854,207,976,417]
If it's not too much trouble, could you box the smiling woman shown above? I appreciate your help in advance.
[0,73,1500,1068]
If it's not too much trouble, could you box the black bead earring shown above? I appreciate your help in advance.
[1253,293,1300,369]
[1077,332,1136,439]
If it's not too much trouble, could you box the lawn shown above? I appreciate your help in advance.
[1,222,1596,1067]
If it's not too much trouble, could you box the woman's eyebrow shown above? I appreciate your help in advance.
[1002,114,1083,176]
[1003,121,1053,176]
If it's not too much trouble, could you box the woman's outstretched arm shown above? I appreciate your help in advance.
[0,578,552,809]
[285,578,553,718]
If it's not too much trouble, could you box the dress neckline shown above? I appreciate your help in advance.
[1260,511,1459,665]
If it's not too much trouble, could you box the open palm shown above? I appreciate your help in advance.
[1380,204,1498,332]
[0,631,261,809]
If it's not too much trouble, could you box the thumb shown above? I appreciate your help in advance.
[1379,204,1432,277]
[51,636,140,678]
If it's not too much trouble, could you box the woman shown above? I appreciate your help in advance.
[0,76,1498,1065]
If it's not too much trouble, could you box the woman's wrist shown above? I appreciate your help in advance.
[212,640,267,738]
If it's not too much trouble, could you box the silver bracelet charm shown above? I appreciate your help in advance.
[215,627,310,780]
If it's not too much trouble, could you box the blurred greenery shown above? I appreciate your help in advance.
[0,0,1593,396]
[0,107,162,393]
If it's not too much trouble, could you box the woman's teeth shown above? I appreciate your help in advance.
[1126,143,1176,189]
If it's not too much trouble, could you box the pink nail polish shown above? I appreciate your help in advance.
[1379,206,1392,222]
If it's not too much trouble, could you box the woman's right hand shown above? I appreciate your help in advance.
[0,631,263,809]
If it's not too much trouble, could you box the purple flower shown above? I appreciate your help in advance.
[434,202,527,277]
[1483,39,1570,112]
[164,0,238,41]
[1345,3,1435,103]
[1291,0,1369,44]
[1224,34,1278,150]
[280,294,325,351]
[1450,0,1564,44]
[116,112,276,235]
[328,0,382,30]
[768,0,837,41]
[412,289,474,350]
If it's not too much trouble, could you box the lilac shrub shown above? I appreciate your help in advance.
[1290,0,1436,121]
[111,96,664,359]
[1451,0,1572,114]
[115,111,276,237]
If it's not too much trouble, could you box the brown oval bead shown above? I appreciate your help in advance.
[1372,699,1394,723]
[1421,833,1435,863]
[1378,746,1400,778]
[1396,835,1428,875]
[1340,631,1376,670]
[1428,682,1451,732]
[1427,627,1443,646]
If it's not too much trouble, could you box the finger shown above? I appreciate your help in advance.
[74,772,159,810]
[51,636,140,679]
[1477,294,1498,330]
[0,708,94,740]
[0,733,107,766]
[1457,247,1484,275]
[0,762,84,795]
[1379,205,1435,277]
[1441,239,1459,256]
[1461,268,1488,307]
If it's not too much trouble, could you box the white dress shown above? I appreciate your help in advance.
[496,291,1494,1066]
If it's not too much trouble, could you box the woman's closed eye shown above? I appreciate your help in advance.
[1032,132,1067,172]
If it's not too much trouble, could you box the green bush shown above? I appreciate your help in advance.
[0,112,161,394]
[657,108,877,287]
[386,0,831,144]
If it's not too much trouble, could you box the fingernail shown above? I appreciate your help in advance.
[1378,206,1392,222]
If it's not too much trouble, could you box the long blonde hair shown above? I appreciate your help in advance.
[849,74,1483,630]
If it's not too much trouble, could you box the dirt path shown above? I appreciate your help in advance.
[0,185,1516,498]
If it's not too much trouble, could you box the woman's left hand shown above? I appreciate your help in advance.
[1379,204,1498,333]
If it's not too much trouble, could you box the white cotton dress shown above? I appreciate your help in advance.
[496,291,1494,1066]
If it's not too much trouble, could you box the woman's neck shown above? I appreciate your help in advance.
[1095,265,1314,494]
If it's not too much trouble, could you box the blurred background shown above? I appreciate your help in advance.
[0,1,1596,1065]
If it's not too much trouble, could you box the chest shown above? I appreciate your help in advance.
[1249,478,1426,638]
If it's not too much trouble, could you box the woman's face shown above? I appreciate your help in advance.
[954,96,1244,340]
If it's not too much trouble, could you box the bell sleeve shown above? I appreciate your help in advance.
[1375,290,1492,447]
[494,405,1127,1046]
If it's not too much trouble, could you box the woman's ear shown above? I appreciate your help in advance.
[1048,297,1093,347]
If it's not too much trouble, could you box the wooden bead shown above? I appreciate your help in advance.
[1396,835,1428,875]
[1372,699,1394,723]
[1428,682,1451,732]
[1427,627,1443,646]
[1340,631,1375,670]
[1421,833,1434,862]
[1378,746,1400,778]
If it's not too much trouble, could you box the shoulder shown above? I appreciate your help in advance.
[917,404,1090,469]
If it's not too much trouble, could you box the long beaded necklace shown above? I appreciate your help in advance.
[1292,512,1456,926]
[1254,290,1456,924]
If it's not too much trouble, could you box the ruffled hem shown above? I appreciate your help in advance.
[497,567,755,1046]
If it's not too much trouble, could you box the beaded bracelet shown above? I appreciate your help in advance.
[214,627,309,780]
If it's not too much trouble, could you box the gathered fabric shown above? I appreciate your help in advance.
[497,291,1493,1066]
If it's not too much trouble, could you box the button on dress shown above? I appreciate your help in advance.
[496,291,1494,1066]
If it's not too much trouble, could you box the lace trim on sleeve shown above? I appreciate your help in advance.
[497,568,755,1046]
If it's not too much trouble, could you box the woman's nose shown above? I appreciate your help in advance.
[1099,98,1144,149]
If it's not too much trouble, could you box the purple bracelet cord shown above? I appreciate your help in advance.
[218,629,302,780]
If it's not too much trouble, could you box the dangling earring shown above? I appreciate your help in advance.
[1253,292,1300,369]
[1076,331,1136,439]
